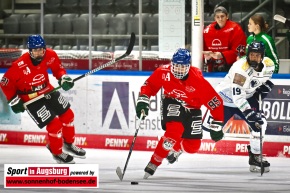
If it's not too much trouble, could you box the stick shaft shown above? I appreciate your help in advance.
[24,33,135,107]
[259,94,264,176]
[121,113,144,179]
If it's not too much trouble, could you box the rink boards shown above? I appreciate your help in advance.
[0,71,290,158]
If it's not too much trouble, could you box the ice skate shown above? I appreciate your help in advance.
[166,150,182,164]
[47,144,75,164]
[247,145,270,173]
[63,142,86,159]
[143,162,157,179]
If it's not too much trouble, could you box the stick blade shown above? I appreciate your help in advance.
[260,165,264,176]
[273,14,286,23]
[116,166,123,181]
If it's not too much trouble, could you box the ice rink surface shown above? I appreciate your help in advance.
[0,144,290,193]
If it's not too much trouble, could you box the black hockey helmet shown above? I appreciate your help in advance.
[246,41,265,68]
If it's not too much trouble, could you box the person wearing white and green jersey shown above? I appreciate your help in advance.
[247,14,279,73]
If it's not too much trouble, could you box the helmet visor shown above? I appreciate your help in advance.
[171,63,190,79]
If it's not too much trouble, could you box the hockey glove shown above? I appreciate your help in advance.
[243,109,263,132]
[58,75,74,91]
[254,80,274,100]
[209,120,224,142]
[8,96,25,114]
[136,95,149,120]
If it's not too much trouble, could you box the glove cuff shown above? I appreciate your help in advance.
[209,120,224,132]
[211,120,223,125]
[243,109,254,119]
[137,95,149,104]
[8,96,21,106]
[61,74,71,80]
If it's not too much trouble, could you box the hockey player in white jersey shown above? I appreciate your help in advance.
[204,41,274,172]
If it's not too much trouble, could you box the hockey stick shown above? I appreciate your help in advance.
[274,14,290,28]
[258,94,264,176]
[116,113,144,181]
[273,14,287,23]
[22,33,136,107]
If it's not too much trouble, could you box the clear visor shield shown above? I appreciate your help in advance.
[171,63,190,79]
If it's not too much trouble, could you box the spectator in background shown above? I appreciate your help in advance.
[247,14,279,73]
[203,6,247,72]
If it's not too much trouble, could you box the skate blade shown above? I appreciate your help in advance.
[143,172,151,179]
[249,165,270,173]
[53,158,75,164]
[71,154,86,159]
[63,151,86,159]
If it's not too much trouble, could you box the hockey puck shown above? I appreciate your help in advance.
[131,181,139,185]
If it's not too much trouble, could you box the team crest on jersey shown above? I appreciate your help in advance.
[250,79,260,88]
[0,76,8,86]
[168,89,188,99]
[162,138,176,150]
[233,73,246,86]
[33,74,45,82]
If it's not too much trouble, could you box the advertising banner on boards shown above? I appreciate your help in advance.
[0,72,290,157]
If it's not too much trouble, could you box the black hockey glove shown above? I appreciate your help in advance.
[8,96,25,114]
[136,95,149,120]
[58,75,74,91]
[243,109,263,132]
[254,80,274,100]
[209,120,224,142]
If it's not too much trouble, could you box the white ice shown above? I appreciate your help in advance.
[1,144,290,193]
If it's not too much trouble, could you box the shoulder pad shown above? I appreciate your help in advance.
[241,60,250,71]
[263,57,274,67]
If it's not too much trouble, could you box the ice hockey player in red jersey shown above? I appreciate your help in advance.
[135,48,225,179]
[0,34,86,164]
[203,6,246,72]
